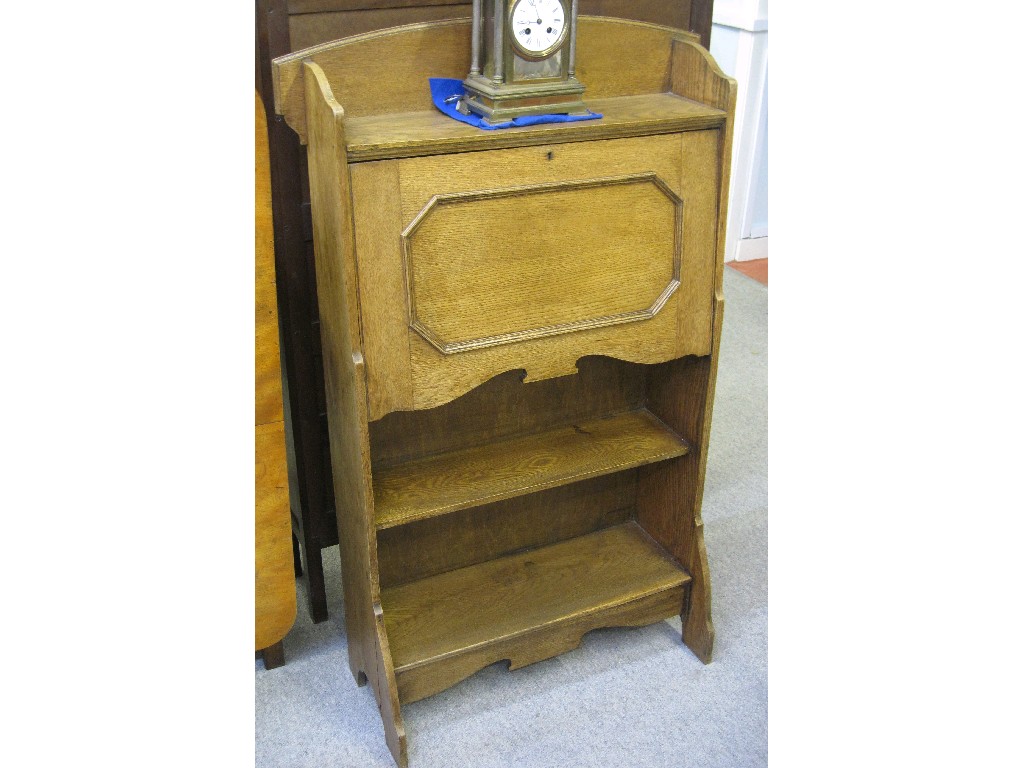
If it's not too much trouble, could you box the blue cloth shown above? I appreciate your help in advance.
[429,78,602,130]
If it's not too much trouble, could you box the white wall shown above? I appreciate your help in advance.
[710,0,768,262]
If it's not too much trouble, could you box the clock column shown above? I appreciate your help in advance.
[569,0,578,77]
[493,0,504,83]
[471,0,482,76]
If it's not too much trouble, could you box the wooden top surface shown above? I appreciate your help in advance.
[345,92,725,161]
[272,17,725,146]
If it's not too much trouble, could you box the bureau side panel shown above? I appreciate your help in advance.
[675,128,719,349]
[350,161,415,419]
[304,63,408,766]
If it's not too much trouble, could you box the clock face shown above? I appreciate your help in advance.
[510,0,568,59]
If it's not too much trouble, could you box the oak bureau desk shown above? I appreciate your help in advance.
[273,16,735,766]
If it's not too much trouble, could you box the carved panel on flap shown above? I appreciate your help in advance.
[351,132,720,421]
[401,173,683,355]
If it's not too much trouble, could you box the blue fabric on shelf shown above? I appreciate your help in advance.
[429,78,602,130]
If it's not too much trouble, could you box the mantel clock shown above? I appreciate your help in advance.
[462,0,587,123]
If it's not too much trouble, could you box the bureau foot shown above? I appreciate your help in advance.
[372,605,407,768]
[261,641,286,670]
[681,526,715,664]
[683,611,715,664]
[292,532,303,577]
[303,540,329,624]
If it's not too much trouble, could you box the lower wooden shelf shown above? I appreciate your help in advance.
[380,521,691,703]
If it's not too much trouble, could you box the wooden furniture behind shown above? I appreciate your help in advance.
[256,91,297,670]
[273,17,735,764]
[255,0,717,625]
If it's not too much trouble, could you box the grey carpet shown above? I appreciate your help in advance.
[256,267,768,767]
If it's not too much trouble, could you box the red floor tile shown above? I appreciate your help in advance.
[727,258,767,285]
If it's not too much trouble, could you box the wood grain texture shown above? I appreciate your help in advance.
[281,2,714,92]
[633,42,734,663]
[286,0,698,39]
[276,19,471,135]
[260,0,338,625]
[377,472,635,587]
[256,421,297,651]
[291,21,735,760]
[634,42,732,663]
[675,127,720,349]
[403,173,679,353]
[303,62,408,765]
[373,409,688,529]
[344,92,724,162]
[582,0,691,30]
[369,356,645,466]
[258,0,719,636]
[615,41,733,666]
[255,92,297,655]
[256,94,286,428]
[290,0,467,13]
[637,351,716,662]
[573,18,693,101]
[381,522,690,703]
[348,160,412,420]
[397,582,685,703]
[671,34,735,116]
[353,131,718,419]
[671,33,736,292]
[273,16,706,143]
[290,6,473,51]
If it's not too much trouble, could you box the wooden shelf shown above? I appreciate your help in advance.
[344,93,727,162]
[373,409,688,530]
[381,521,691,703]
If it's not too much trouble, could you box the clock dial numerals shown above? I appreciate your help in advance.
[511,0,566,56]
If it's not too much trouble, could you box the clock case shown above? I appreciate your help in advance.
[463,0,587,123]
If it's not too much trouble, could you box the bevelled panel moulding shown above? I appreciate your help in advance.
[402,173,683,354]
